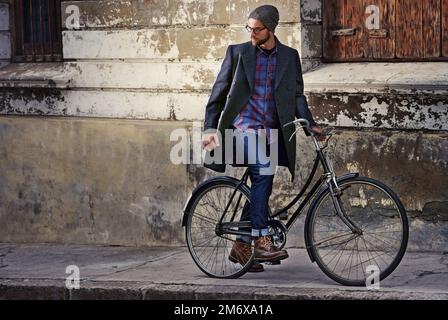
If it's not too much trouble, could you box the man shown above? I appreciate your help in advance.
[202,5,324,272]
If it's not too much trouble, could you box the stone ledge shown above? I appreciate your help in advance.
[0,63,73,88]
[303,62,448,95]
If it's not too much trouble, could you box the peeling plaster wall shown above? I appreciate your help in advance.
[0,116,189,246]
[1,116,446,250]
[0,0,319,119]
[308,93,448,130]
[57,0,304,122]
[0,0,309,128]
[0,0,318,119]
[0,1,306,120]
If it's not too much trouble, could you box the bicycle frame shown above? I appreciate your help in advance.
[219,150,326,238]
[217,119,362,240]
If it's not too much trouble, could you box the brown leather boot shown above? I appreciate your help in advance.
[254,236,289,262]
[229,241,264,272]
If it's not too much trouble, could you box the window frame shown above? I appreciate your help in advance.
[10,0,62,62]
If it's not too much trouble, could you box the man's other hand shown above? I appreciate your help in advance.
[310,126,326,142]
[202,132,220,151]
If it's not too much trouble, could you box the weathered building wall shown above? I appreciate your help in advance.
[0,116,188,246]
[58,0,304,120]
[0,0,308,118]
[0,0,446,251]
[0,116,446,251]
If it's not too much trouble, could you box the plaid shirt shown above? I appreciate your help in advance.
[232,45,278,141]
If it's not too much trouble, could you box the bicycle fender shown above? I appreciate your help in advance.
[304,172,359,263]
[181,176,247,227]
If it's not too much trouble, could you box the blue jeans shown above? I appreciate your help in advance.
[233,129,276,243]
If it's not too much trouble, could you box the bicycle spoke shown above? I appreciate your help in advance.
[361,236,395,264]
[365,232,399,251]
[312,232,355,246]
[327,236,352,273]
[205,237,221,270]
[343,237,357,280]
[197,236,219,262]
[193,211,218,226]
[356,238,364,280]
[339,250,386,275]
[360,234,381,271]
[194,234,218,249]
[330,242,350,274]
[318,234,357,260]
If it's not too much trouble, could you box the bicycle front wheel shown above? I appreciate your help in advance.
[306,176,409,286]
[185,179,254,279]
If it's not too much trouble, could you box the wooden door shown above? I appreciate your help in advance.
[323,0,447,61]
[396,0,441,58]
[443,0,448,56]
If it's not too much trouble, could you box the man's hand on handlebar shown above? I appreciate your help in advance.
[310,126,326,142]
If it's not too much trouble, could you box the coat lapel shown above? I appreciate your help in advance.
[241,43,256,92]
[241,36,290,92]
[274,39,289,91]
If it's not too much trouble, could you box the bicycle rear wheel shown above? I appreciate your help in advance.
[185,179,254,279]
[306,176,409,286]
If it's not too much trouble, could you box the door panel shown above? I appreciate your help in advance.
[364,0,395,59]
[395,0,441,58]
[422,0,441,58]
[396,0,423,58]
[345,0,365,59]
[443,0,448,57]
[323,0,346,60]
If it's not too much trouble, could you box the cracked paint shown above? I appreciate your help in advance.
[308,93,448,130]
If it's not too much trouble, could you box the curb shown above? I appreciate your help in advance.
[1,279,447,300]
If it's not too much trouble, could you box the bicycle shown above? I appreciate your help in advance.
[182,119,409,286]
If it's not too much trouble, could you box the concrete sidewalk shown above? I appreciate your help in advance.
[0,243,447,300]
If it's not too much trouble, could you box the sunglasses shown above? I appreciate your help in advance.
[245,25,267,34]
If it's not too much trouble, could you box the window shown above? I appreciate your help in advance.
[12,0,62,62]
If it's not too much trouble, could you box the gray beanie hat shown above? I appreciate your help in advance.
[248,5,279,32]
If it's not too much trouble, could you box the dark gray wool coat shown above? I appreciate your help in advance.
[203,36,316,182]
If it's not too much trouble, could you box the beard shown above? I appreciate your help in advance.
[251,32,271,46]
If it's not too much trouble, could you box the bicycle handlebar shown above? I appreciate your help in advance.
[283,118,312,141]
[283,118,311,130]
[283,118,334,146]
